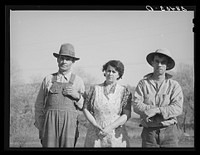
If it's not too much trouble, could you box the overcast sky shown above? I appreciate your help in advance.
[10,10,194,86]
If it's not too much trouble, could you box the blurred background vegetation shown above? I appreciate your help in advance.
[9,63,194,147]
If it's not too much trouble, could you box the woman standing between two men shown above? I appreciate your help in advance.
[35,43,183,148]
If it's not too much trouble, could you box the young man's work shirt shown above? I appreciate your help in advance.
[133,73,183,127]
[34,71,85,130]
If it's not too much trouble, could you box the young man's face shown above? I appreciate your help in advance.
[151,55,168,75]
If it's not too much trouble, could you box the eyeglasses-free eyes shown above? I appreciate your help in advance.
[59,56,74,61]
[154,59,167,65]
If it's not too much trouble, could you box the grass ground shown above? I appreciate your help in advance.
[9,119,194,148]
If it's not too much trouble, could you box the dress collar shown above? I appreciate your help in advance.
[103,81,117,95]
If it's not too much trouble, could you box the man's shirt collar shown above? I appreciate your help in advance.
[143,72,173,80]
[57,71,72,81]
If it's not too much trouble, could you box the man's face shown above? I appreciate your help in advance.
[57,56,74,72]
[151,55,168,75]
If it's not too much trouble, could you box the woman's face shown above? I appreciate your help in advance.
[105,65,119,84]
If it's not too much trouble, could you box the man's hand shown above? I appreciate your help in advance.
[144,107,161,122]
[63,86,80,100]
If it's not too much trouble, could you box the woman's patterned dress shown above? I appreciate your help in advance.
[83,83,132,147]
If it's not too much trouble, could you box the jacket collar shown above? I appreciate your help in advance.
[143,72,173,80]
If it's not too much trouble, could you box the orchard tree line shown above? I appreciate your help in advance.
[9,63,194,147]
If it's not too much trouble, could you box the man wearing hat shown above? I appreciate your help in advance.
[133,48,183,147]
[34,43,85,147]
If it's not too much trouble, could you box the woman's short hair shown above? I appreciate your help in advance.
[102,60,124,80]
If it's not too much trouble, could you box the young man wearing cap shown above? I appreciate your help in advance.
[133,48,184,147]
[34,43,85,147]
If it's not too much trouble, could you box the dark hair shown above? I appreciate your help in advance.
[102,60,124,80]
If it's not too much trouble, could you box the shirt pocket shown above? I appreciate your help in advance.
[159,94,171,106]
[144,94,155,106]
[49,85,60,94]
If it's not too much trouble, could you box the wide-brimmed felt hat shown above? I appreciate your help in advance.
[146,48,175,70]
[53,43,80,61]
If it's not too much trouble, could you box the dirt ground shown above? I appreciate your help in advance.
[9,119,194,148]
[10,132,194,148]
